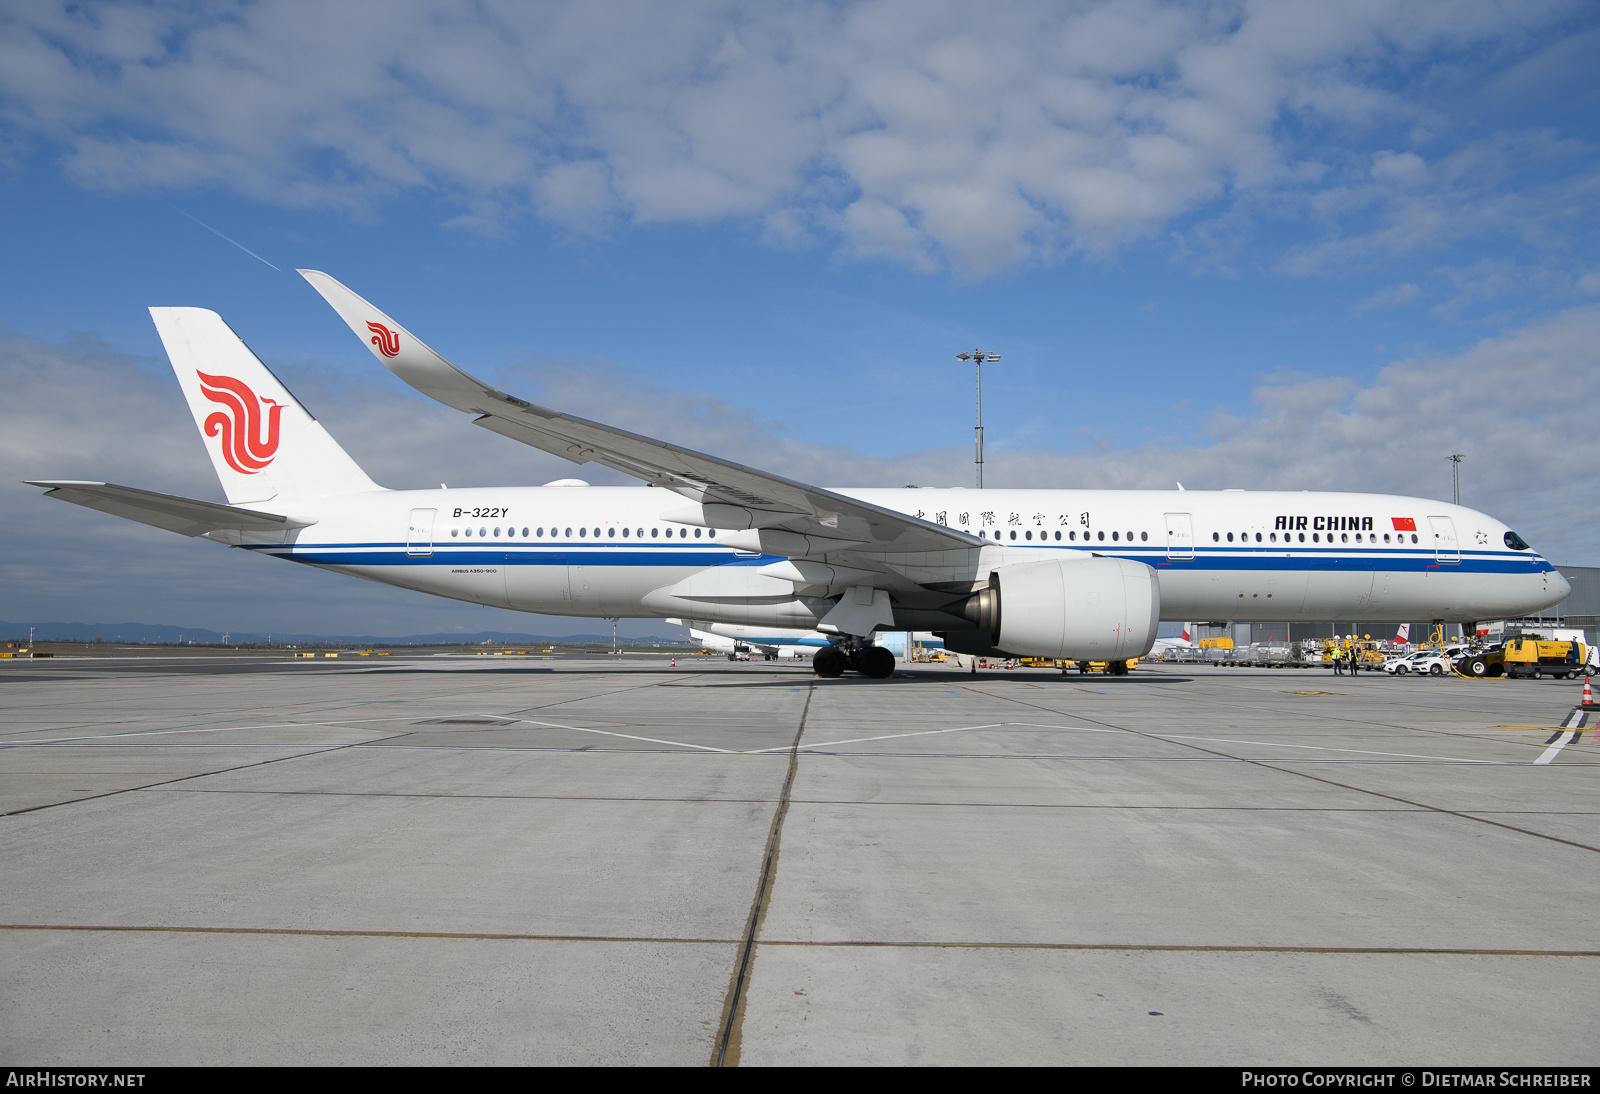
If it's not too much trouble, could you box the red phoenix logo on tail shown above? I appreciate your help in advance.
[366,321,400,358]
[197,371,282,475]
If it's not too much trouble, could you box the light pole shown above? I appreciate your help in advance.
[956,348,1001,488]
[1448,452,1465,505]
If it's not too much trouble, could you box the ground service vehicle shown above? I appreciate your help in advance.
[1459,637,1588,679]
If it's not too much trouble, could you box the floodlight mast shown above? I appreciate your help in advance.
[957,349,1001,488]
[1448,452,1465,505]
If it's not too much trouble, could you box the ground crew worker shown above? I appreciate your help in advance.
[1332,644,1343,675]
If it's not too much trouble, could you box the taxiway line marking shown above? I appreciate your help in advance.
[746,722,1011,754]
[509,718,737,753]
[1534,710,1587,766]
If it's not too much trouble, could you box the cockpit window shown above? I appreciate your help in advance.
[1504,531,1531,551]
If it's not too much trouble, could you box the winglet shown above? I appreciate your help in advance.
[296,270,494,415]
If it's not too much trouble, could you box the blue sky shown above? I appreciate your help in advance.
[2,1,1598,637]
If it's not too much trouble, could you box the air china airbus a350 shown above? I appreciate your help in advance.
[29,272,1569,679]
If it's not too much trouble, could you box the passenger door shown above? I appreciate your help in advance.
[1428,516,1460,564]
[1164,513,1195,560]
[406,508,435,557]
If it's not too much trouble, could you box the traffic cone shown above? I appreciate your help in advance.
[1583,677,1598,710]
[670,656,676,668]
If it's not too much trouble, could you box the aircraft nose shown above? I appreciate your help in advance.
[1550,569,1572,600]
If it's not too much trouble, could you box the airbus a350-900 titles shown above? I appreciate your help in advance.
[29,272,1569,679]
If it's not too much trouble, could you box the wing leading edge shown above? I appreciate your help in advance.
[297,270,979,557]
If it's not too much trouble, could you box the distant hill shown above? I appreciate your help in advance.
[0,620,694,647]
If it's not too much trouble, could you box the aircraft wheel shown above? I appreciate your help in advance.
[1429,664,1444,676]
[813,646,847,678]
[1464,657,1488,677]
[858,646,895,679]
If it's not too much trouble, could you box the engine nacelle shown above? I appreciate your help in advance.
[953,556,1161,661]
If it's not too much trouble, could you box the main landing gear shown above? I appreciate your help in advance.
[813,641,895,679]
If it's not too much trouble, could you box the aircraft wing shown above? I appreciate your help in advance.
[299,270,980,556]
[25,481,314,538]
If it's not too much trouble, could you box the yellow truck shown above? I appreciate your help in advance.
[1459,637,1588,679]
[1020,658,1140,674]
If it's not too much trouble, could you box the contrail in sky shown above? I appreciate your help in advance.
[166,203,281,271]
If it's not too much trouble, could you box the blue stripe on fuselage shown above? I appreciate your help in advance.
[240,541,1554,575]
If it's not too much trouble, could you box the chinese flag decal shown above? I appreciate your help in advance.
[1391,517,1417,532]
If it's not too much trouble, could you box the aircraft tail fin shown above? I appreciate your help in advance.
[150,307,383,504]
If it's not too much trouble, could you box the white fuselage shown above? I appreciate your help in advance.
[235,486,1568,628]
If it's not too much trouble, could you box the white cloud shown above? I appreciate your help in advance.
[0,0,1589,275]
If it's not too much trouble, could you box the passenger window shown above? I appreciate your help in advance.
[565,527,572,537]
[1141,531,1148,541]
[1212,532,1219,542]
[579,528,587,538]
[1254,533,1261,542]
[1298,533,1304,543]
[1341,533,1347,543]
[1111,531,1118,541]
[1069,531,1076,541]
[622,528,629,538]
[1009,530,1016,541]
[1055,531,1062,541]
[1097,531,1105,541]
[537,528,544,537]
[1226,533,1233,542]
[1025,530,1033,540]
[694,528,702,538]
[494,527,501,537]
[451,528,459,538]
[1312,533,1319,542]
[651,528,658,538]
[1411,534,1418,543]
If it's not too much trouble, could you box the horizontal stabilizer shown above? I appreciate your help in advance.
[25,481,315,538]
